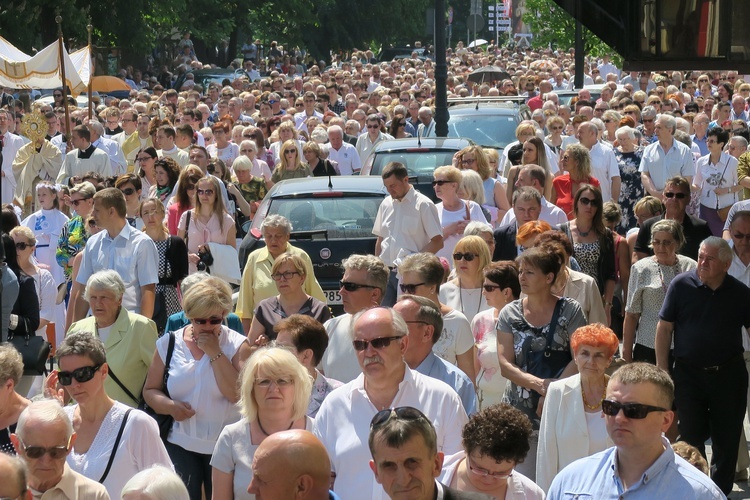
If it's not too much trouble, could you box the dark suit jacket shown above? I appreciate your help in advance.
[441,482,494,499]
[492,223,519,261]
[343,133,358,147]
[634,213,712,261]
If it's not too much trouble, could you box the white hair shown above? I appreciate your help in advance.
[84,270,125,301]
[16,399,73,440]
[121,465,189,500]
[615,126,636,141]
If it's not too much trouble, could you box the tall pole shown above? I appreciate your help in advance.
[435,0,448,137]
[87,22,93,120]
[574,0,584,89]
[56,14,71,145]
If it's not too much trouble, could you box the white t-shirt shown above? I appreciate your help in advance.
[433,309,474,366]
[321,315,361,383]
[435,200,486,266]
[439,281,490,324]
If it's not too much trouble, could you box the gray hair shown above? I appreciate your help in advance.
[88,120,105,137]
[0,345,24,386]
[120,465,190,499]
[700,236,733,264]
[641,105,657,119]
[180,271,210,296]
[615,126,636,141]
[350,306,408,340]
[674,117,691,134]
[0,454,27,497]
[464,221,493,238]
[657,114,676,134]
[16,399,74,440]
[239,139,257,152]
[342,254,388,294]
[261,214,293,234]
[731,136,748,150]
[590,117,605,133]
[84,270,125,302]
[673,130,692,148]
[649,219,686,252]
[56,331,107,366]
[397,294,443,344]
[327,125,344,138]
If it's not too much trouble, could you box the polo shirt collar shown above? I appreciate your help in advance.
[611,436,673,491]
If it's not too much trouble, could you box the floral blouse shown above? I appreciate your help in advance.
[56,215,89,278]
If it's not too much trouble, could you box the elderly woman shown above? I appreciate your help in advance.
[439,236,492,324]
[551,144,600,220]
[458,145,509,219]
[164,271,244,334]
[231,155,268,224]
[271,139,312,182]
[536,324,619,492]
[143,276,251,499]
[236,215,326,334]
[0,345,30,455]
[238,139,273,189]
[623,220,697,364]
[207,122,240,166]
[496,246,587,480]
[210,347,312,500]
[463,221,496,258]
[273,314,342,417]
[434,166,486,267]
[399,252,476,382]
[66,270,158,407]
[56,181,97,281]
[543,116,567,157]
[247,253,330,344]
[601,110,622,144]
[471,262,519,410]
[303,141,338,177]
[441,404,544,499]
[613,126,645,232]
[45,332,172,499]
[121,465,189,500]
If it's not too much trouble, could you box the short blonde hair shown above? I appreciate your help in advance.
[183,276,233,319]
[9,226,36,246]
[459,170,485,204]
[433,165,462,183]
[238,347,313,422]
[453,236,491,274]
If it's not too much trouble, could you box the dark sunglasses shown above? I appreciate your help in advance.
[71,197,92,207]
[192,317,223,325]
[664,192,687,199]
[17,436,72,460]
[340,280,376,292]
[579,197,599,207]
[601,399,667,419]
[371,406,428,429]
[57,364,102,386]
[120,188,136,196]
[352,335,404,352]
[197,189,214,196]
[399,282,425,294]
[483,284,502,292]
[432,180,453,186]
[15,242,34,250]
[453,252,477,261]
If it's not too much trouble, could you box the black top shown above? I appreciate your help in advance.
[159,235,189,286]
[310,159,338,177]
[635,214,712,261]
[492,223,519,261]
[77,144,97,159]
[9,272,40,336]
[660,271,750,366]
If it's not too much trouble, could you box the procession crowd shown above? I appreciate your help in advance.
[1,39,750,499]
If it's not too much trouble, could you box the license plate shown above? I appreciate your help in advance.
[323,289,342,305]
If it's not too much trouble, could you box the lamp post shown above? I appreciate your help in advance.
[435,0,448,137]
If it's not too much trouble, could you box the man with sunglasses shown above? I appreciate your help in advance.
[10,400,109,499]
[548,363,724,499]
[314,307,467,500]
[655,237,750,496]
[634,177,711,261]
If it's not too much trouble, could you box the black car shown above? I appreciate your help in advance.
[238,176,387,315]
[173,68,247,92]
[361,137,473,202]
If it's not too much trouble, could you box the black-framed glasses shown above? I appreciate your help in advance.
[16,436,72,460]
[340,281,376,292]
[15,242,34,251]
[136,156,154,162]
[370,406,428,429]
[57,364,102,386]
[352,336,404,351]
[399,282,425,294]
[483,284,502,292]
[271,271,300,281]
[192,317,223,325]
[453,252,477,261]
[120,188,136,196]
[601,399,667,419]
[71,197,92,207]
[405,320,429,326]
[664,192,687,199]
[579,197,599,207]
[432,180,453,186]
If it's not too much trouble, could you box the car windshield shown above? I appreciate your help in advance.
[257,196,383,238]
[446,113,519,149]
[370,151,457,177]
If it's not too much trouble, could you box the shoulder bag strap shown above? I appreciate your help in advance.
[162,332,176,399]
[184,210,192,247]
[99,408,132,483]
[544,298,565,353]
[107,368,140,406]
[717,157,733,210]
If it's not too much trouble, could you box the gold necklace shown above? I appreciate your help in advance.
[581,382,605,410]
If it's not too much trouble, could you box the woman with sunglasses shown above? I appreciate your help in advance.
[143,276,251,499]
[167,165,202,236]
[210,346,312,499]
[470,262,519,410]
[439,236,492,324]
[544,116,568,158]
[2,233,40,341]
[558,185,616,325]
[115,174,144,230]
[613,126,645,232]
[388,115,411,138]
[247,253,330,346]
[551,144,600,220]
[0,345,29,455]
[150,157,181,204]
[442,403,544,499]
[434,166,486,268]
[693,127,740,236]
[46,332,172,499]
[207,122,240,168]
[136,147,158,201]
[269,123,301,165]
[178,175,236,275]
[56,181,96,282]
[271,139,311,183]
[536,324,619,492]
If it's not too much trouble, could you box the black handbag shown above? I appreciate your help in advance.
[8,327,51,376]
[525,298,571,391]
[138,332,176,440]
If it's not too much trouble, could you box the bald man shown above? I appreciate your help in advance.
[248,430,339,499]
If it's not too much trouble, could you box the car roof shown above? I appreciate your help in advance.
[267,176,387,197]
[372,137,473,152]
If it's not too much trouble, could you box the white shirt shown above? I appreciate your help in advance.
[1,131,26,203]
[207,142,240,166]
[436,200,486,266]
[500,197,568,226]
[159,326,247,454]
[158,146,190,168]
[587,142,620,202]
[326,142,361,175]
[313,365,468,500]
[321,314,361,383]
[76,223,159,313]
[93,137,127,175]
[355,132,393,164]
[639,139,696,191]
[693,152,739,209]
[433,309,475,366]
[57,147,113,185]
[294,110,324,131]
[249,158,272,181]
[372,186,443,267]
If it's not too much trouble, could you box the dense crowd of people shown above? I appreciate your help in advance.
[1,39,750,499]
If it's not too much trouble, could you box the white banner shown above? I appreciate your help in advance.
[0,36,87,94]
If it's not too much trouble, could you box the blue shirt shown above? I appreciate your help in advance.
[415,351,477,416]
[547,437,725,499]
[691,133,709,156]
